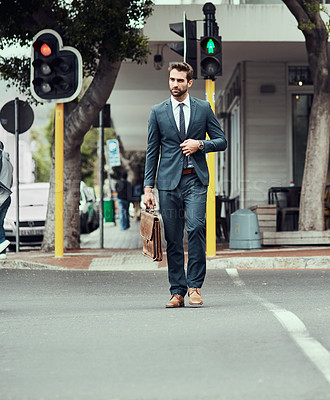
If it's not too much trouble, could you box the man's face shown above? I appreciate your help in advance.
[169,69,193,100]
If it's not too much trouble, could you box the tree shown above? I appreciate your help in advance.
[30,127,52,183]
[111,136,146,186]
[81,127,116,187]
[0,0,153,249]
[30,109,54,182]
[282,0,330,230]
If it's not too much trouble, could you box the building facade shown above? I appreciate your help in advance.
[109,1,330,211]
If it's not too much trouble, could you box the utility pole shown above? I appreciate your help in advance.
[54,103,64,257]
[98,108,104,248]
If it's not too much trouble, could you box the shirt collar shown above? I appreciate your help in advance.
[171,94,190,109]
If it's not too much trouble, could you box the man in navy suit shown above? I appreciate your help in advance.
[143,62,227,308]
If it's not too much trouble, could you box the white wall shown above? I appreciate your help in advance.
[110,3,313,151]
[243,61,290,208]
[143,4,304,42]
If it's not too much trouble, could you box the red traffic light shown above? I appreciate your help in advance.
[40,43,52,57]
[31,29,82,102]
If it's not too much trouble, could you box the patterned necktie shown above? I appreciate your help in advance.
[179,103,188,169]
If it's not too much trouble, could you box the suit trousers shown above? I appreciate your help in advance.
[158,173,208,297]
[117,199,130,230]
[0,196,10,250]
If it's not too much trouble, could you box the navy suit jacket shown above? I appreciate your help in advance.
[144,96,227,190]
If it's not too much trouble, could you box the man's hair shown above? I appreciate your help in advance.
[168,62,194,82]
[0,141,3,151]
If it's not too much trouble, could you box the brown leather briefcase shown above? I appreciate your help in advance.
[140,209,163,261]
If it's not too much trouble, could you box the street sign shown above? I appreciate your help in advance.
[0,100,34,134]
[107,139,121,167]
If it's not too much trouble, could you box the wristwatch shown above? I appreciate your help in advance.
[198,140,204,151]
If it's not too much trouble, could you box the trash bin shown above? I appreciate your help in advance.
[103,199,115,223]
[229,209,261,250]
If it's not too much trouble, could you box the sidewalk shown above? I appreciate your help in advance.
[1,219,330,270]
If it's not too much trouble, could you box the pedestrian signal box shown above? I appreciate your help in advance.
[200,35,222,77]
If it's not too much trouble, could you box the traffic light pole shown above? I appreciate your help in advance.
[205,79,216,257]
[14,98,20,253]
[55,103,64,257]
[98,108,104,249]
[30,30,82,257]
[201,2,220,257]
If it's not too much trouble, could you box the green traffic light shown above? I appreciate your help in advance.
[206,39,215,54]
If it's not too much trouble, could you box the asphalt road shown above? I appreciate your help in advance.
[1,268,330,400]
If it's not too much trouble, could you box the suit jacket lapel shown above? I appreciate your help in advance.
[186,97,196,138]
[166,99,185,142]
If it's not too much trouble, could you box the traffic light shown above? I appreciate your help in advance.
[169,13,197,79]
[31,29,82,103]
[200,35,222,77]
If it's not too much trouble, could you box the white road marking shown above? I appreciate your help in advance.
[226,268,330,385]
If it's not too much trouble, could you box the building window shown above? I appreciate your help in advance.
[229,105,241,199]
[292,94,313,186]
[288,66,313,86]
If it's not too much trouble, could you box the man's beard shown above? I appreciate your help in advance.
[170,87,188,98]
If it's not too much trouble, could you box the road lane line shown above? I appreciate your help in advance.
[226,268,330,385]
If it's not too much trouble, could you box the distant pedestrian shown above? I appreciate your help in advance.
[115,172,131,230]
[132,179,143,221]
[0,141,13,259]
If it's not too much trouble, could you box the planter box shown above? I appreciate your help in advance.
[262,231,330,245]
[250,204,277,233]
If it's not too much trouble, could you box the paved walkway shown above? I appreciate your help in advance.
[80,220,144,249]
[1,218,330,270]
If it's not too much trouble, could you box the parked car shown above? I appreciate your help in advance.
[4,182,50,247]
[79,181,99,234]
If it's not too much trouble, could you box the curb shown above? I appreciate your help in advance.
[0,260,65,270]
[207,256,330,269]
[1,255,330,271]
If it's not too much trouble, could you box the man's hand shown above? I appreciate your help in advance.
[143,187,156,209]
[180,139,199,156]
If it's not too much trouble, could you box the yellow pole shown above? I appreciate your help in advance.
[55,103,64,257]
[205,79,216,257]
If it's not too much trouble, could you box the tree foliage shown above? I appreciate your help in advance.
[296,0,330,32]
[0,0,153,249]
[30,113,53,182]
[81,127,116,187]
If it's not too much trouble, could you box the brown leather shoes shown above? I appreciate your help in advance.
[188,288,203,305]
[165,294,185,308]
